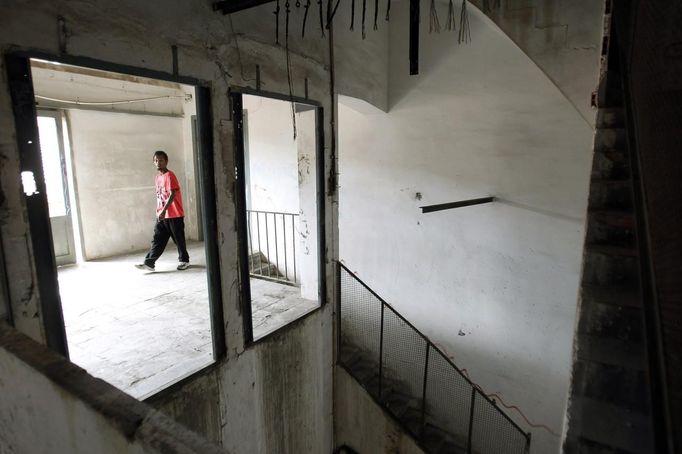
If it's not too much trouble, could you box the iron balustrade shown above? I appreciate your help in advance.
[247,209,299,285]
[336,262,531,454]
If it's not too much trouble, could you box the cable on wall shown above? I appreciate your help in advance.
[446,0,456,31]
[458,0,471,43]
[350,0,356,30]
[302,0,312,36]
[285,0,297,140]
[274,0,281,44]
[433,342,560,438]
[34,94,191,106]
[430,0,441,33]
[229,15,255,81]
[361,0,367,39]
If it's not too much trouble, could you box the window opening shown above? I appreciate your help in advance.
[239,93,323,342]
[20,58,222,399]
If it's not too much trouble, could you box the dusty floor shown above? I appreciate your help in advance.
[58,241,318,399]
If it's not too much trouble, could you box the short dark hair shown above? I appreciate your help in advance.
[153,150,168,161]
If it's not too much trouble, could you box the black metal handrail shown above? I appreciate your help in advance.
[337,261,531,454]
[247,209,299,285]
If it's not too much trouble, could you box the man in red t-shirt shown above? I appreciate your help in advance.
[135,150,190,271]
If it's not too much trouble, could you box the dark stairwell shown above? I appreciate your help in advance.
[336,262,531,454]
[564,10,659,454]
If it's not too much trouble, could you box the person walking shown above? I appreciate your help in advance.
[135,150,190,271]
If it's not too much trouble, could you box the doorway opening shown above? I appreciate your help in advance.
[233,92,325,343]
[8,55,224,399]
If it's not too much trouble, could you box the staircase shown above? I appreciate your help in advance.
[337,262,531,454]
[248,251,289,284]
[563,66,656,453]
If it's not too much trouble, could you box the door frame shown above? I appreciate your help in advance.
[36,109,77,266]
[5,51,226,361]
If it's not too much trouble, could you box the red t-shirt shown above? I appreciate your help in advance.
[156,170,184,218]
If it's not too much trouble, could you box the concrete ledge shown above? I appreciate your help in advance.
[0,321,227,454]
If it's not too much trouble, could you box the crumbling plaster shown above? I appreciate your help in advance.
[0,0,341,452]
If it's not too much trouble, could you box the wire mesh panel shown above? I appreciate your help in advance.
[424,349,472,449]
[339,267,382,373]
[471,389,528,454]
[382,306,428,404]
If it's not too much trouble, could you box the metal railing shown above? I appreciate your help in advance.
[337,262,531,454]
[247,209,299,285]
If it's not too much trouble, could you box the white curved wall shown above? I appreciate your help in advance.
[339,2,593,452]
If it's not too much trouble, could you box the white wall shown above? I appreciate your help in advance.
[338,2,593,453]
[69,109,186,260]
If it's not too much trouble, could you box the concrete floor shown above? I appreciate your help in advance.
[58,241,318,399]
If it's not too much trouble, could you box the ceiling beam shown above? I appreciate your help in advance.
[213,0,275,15]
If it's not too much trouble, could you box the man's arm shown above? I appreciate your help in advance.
[158,189,177,220]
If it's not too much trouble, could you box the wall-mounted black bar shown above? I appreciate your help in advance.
[421,196,495,213]
[214,0,275,14]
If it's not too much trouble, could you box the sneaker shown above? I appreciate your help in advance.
[135,263,155,271]
[177,262,190,270]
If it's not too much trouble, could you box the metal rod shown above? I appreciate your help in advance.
[336,261,342,365]
[248,211,253,271]
[379,302,385,400]
[265,214,271,277]
[467,388,476,453]
[421,343,430,439]
[292,213,297,283]
[274,213,280,278]
[256,213,263,275]
[421,196,495,213]
[282,215,289,281]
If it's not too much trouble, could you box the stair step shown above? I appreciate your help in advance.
[566,396,654,454]
[586,244,637,258]
[588,209,635,229]
[585,219,635,250]
[582,284,641,309]
[576,335,646,371]
[596,107,625,128]
[572,360,650,412]
[595,128,627,151]
[578,301,644,342]
[589,179,633,211]
[592,150,630,180]
[583,246,639,287]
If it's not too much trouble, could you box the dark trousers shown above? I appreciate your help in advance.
[144,217,189,266]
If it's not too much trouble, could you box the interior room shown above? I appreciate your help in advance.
[31,59,213,398]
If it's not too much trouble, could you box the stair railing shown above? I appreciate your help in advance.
[337,261,531,454]
[247,209,299,285]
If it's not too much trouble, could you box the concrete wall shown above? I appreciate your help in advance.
[471,0,603,125]
[0,322,226,454]
[335,367,426,454]
[338,2,592,453]
[0,1,336,453]
[69,109,186,259]
[332,0,391,111]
